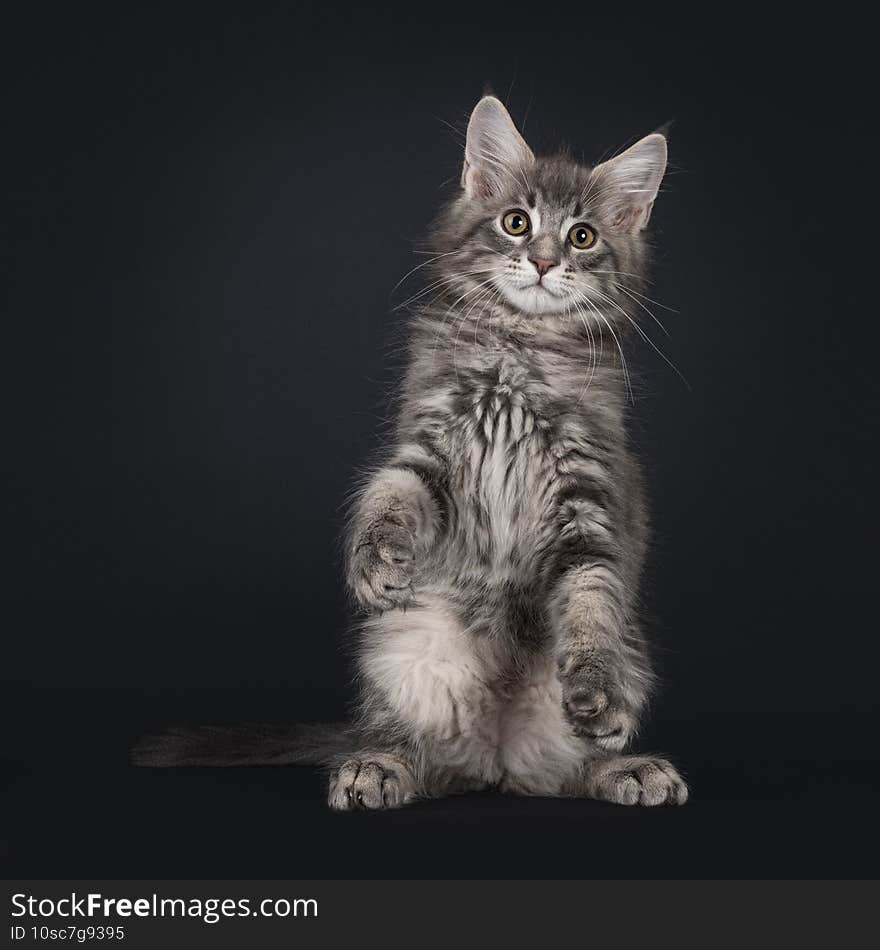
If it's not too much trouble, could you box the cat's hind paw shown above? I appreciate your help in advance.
[580,754,688,806]
[327,755,417,811]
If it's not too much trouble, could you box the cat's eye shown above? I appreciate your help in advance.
[501,209,531,236]
[568,224,597,249]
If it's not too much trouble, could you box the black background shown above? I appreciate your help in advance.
[3,6,874,878]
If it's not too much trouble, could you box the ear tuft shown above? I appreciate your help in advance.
[590,133,667,231]
[462,96,534,199]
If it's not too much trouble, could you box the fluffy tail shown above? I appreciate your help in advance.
[130,722,352,768]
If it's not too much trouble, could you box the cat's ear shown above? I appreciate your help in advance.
[461,96,534,200]
[590,133,667,231]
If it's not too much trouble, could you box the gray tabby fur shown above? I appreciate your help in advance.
[336,96,687,808]
[132,96,688,810]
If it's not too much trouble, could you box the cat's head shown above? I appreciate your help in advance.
[430,96,666,320]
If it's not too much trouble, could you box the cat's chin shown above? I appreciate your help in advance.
[500,283,569,317]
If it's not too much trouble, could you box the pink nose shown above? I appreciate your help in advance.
[530,257,558,277]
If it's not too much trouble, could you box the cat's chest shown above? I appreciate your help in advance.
[447,363,559,562]
[454,359,549,460]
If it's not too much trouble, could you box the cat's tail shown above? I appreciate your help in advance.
[130,722,352,768]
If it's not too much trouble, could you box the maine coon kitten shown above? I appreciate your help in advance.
[135,96,688,809]
[333,96,686,809]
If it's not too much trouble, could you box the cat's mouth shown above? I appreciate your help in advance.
[527,281,562,298]
[499,279,568,316]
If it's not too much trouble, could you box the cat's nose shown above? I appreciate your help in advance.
[530,257,558,277]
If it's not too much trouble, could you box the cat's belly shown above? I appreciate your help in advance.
[426,666,587,796]
[359,595,586,794]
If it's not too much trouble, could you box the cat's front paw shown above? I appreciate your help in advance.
[348,520,416,612]
[558,650,637,751]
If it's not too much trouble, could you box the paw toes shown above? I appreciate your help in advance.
[668,780,689,805]
[560,672,636,750]
[634,764,671,806]
[564,688,609,720]
[350,538,416,612]
[327,761,361,811]
[655,761,689,805]
[566,703,634,750]
[616,774,641,806]
[381,775,405,808]
[377,540,413,567]
[354,762,385,809]
[328,758,413,811]
[589,756,689,807]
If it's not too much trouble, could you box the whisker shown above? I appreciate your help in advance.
[393,268,497,311]
[563,293,597,403]
[431,274,499,368]
[582,285,690,392]
[570,294,601,402]
[611,282,671,338]
[453,284,496,373]
[589,271,680,313]
[389,250,461,298]
[571,289,632,403]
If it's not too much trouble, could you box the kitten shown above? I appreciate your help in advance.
[135,96,688,809]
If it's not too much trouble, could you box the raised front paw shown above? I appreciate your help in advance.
[558,650,637,751]
[348,518,416,612]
